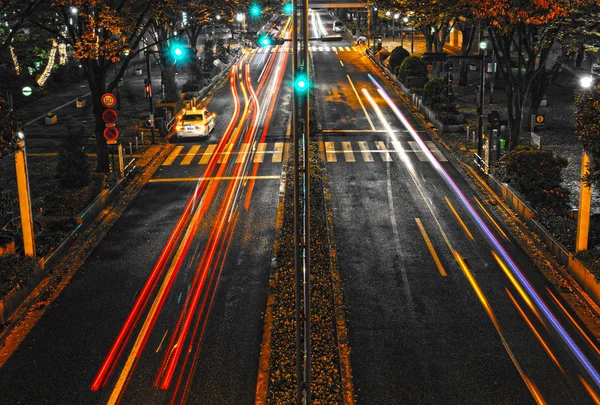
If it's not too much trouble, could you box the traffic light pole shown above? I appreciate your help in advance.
[477,50,486,159]
[145,51,156,144]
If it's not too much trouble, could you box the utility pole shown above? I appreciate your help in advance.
[14,132,36,257]
[576,149,592,252]
[477,40,487,159]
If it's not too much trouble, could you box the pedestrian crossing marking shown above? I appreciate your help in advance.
[181,145,200,165]
[200,144,216,164]
[218,144,233,164]
[325,46,331,51]
[312,46,317,52]
[237,143,250,163]
[352,47,358,51]
[163,146,184,166]
[345,46,351,51]
[332,46,337,51]
[342,141,355,162]
[359,141,374,162]
[425,141,448,162]
[376,141,392,162]
[325,142,337,162]
[255,142,266,163]
[286,122,291,138]
[164,141,450,167]
[318,47,323,51]
[273,142,284,163]
[318,141,326,162]
[408,141,427,161]
[255,46,357,54]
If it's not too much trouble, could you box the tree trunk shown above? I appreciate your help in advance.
[87,62,109,173]
[458,24,475,86]
[576,51,584,68]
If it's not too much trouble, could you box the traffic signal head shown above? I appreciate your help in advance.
[284,3,293,14]
[295,66,309,93]
[250,5,261,17]
[258,35,272,47]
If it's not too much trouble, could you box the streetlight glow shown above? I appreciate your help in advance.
[394,13,400,20]
[70,7,77,15]
[237,13,244,22]
[479,40,487,50]
[216,14,221,20]
[581,75,594,89]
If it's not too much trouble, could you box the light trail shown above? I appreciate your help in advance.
[371,73,600,390]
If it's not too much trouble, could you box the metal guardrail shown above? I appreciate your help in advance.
[473,153,488,175]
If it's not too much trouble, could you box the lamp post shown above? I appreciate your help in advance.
[403,16,413,53]
[385,11,391,40]
[576,75,595,252]
[394,13,400,44]
[477,40,487,160]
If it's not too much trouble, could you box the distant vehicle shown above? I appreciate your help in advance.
[333,21,344,33]
[176,107,216,139]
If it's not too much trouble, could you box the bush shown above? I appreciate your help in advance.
[398,56,428,83]
[503,146,569,213]
[215,38,229,62]
[376,49,390,62]
[388,46,410,73]
[203,39,215,71]
[56,120,91,189]
[423,77,445,106]
[0,255,37,297]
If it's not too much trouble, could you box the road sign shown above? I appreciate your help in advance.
[103,127,119,142]
[101,93,117,108]
[102,109,117,124]
[531,133,542,149]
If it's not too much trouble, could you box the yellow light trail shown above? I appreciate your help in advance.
[454,251,547,405]
[506,288,564,372]
[348,75,375,130]
[445,196,474,240]
[474,196,509,240]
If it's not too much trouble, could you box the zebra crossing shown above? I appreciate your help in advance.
[252,46,358,54]
[162,140,448,167]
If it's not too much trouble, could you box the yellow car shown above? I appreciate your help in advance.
[176,108,216,139]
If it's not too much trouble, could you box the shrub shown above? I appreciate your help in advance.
[0,255,37,297]
[423,77,445,106]
[56,120,91,189]
[388,46,410,73]
[376,49,390,62]
[398,56,428,83]
[203,39,215,71]
[216,38,229,62]
[503,146,570,213]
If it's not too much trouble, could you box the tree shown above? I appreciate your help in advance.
[29,0,158,173]
[575,83,600,186]
[468,0,596,150]
[0,95,20,158]
[56,120,91,189]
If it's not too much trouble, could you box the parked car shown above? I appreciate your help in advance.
[176,107,216,139]
[333,21,344,33]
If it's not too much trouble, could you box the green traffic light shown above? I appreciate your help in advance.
[295,74,308,91]
[261,37,271,46]
[284,3,293,14]
[173,47,183,57]
[251,5,261,17]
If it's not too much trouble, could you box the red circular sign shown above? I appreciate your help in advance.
[103,127,119,141]
[102,109,117,124]
[101,93,117,108]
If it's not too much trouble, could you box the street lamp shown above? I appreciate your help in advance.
[403,16,413,53]
[581,75,594,89]
[386,10,391,39]
[394,13,400,43]
[477,40,487,161]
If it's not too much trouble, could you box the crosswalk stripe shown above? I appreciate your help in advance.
[352,47,358,51]
[237,143,250,163]
[318,47,323,51]
[325,46,331,51]
[358,141,374,162]
[345,46,351,51]
[425,141,448,161]
[181,145,200,165]
[200,144,216,164]
[219,144,233,164]
[318,141,326,162]
[284,143,290,162]
[376,141,392,162]
[273,142,284,162]
[325,142,337,162]
[342,141,355,162]
[163,146,183,166]
[332,46,337,51]
[254,143,266,163]
[408,141,427,161]
[286,122,291,138]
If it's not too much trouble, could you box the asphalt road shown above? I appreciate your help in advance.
[312,9,600,405]
[0,21,293,405]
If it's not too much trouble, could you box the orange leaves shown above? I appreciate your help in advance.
[470,0,579,26]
